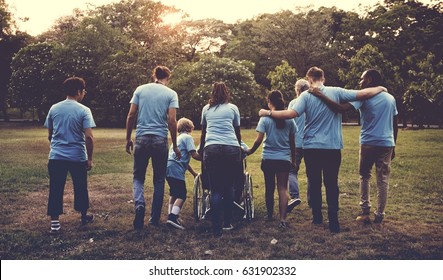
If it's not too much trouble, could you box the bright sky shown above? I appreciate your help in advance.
[5,0,433,36]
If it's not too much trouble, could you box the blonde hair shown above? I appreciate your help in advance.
[177,118,194,133]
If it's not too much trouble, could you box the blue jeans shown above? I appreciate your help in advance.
[133,134,168,222]
[203,144,242,234]
[288,148,310,201]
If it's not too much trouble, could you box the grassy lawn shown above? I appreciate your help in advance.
[0,125,442,259]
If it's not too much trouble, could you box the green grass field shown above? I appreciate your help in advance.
[0,125,442,259]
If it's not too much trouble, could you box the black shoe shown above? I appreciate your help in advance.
[328,214,340,233]
[167,214,185,230]
[373,214,384,224]
[133,206,145,230]
[312,210,323,224]
[81,214,94,225]
[329,221,340,233]
[278,221,289,230]
[287,198,301,213]
[148,217,159,226]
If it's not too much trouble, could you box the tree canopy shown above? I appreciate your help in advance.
[2,0,442,127]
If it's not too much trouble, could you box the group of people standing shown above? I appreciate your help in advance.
[44,64,398,237]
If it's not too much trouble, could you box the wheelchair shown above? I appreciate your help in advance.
[193,158,254,222]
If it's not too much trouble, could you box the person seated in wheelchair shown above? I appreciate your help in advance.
[199,141,248,218]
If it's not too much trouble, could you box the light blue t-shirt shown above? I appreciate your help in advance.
[130,83,179,138]
[44,99,96,162]
[166,133,196,181]
[350,91,398,147]
[291,85,358,149]
[256,116,297,161]
[201,103,241,148]
[289,99,305,148]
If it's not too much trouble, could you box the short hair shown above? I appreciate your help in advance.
[363,69,383,86]
[209,82,230,107]
[152,65,171,81]
[177,117,194,133]
[306,67,324,82]
[63,77,86,97]
[295,79,310,96]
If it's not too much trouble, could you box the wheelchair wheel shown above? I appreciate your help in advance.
[244,172,254,221]
[193,174,209,221]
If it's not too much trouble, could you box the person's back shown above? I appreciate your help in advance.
[258,116,296,162]
[201,103,240,148]
[354,92,397,146]
[133,82,178,138]
[294,86,357,149]
[47,99,94,161]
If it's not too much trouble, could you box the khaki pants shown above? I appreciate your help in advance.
[359,144,394,217]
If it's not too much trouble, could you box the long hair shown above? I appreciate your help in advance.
[268,90,286,129]
[209,82,230,108]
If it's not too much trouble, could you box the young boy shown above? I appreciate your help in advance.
[166,118,201,229]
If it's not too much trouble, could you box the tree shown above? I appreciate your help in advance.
[169,56,262,128]
[9,42,59,121]
[403,53,443,127]
[0,0,30,120]
[338,44,404,123]
[267,60,298,104]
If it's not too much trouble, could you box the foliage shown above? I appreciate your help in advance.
[403,53,443,127]
[169,56,262,126]
[267,60,298,103]
[8,42,60,121]
[4,0,443,126]
[0,0,31,119]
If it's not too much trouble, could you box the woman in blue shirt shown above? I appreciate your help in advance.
[246,90,296,229]
[199,82,242,237]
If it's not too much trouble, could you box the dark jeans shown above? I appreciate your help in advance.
[203,144,242,234]
[133,134,168,222]
[304,149,341,220]
[261,159,291,218]
[47,160,89,216]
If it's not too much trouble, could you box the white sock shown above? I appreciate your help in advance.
[168,204,173,214]
[172,206,181,215]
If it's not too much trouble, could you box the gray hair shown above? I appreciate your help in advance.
[295,79,310,96]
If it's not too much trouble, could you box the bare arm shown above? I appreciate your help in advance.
[187,164,198,177]
[84,127,94,170]
[167,107,181,160]
[47,129,52,142]
[259,109,298,119]
[199,125,207,156]
[309,87,353,113]
[246,132,265,155]
[289,133,296,165]
[190,150,202,161]
[234,125,241,145]
[125,103,138,154]
[392,115,398,160]
[355,86,387,100]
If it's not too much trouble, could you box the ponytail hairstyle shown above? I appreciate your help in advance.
[152,65,171,81]
[209,82,230,108]
[267,90,286,129]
